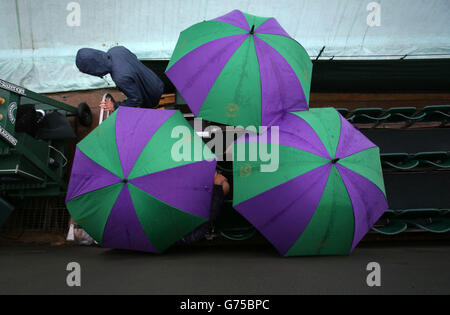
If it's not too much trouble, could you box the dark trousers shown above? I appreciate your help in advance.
[178,185,224,244]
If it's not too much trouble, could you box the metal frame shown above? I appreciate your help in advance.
[0,79,75,202]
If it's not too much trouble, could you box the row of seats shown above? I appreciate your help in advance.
[381,152,450,170]
[374,167,449,235]
[217,207,450,239]
[180,102,449,238]
[372,209,450,235]
[170,101,450,126]
[337,105,450,126]
[361,128,450,154]
[361,121,449,234]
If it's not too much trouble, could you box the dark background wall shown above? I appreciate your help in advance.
[142,58,450,94]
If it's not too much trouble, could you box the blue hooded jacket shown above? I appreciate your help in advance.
[76,46,164,108]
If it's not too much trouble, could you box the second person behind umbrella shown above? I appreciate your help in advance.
[178,172,230,244]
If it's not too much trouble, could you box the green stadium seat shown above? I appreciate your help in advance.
[384,107,425,123]
[419,105,450,124]
[414,151,450,168]
[336,108,350,118]
[349,108,391,124]
[371,221,408,235]
[372,210,407,235]
[381,153,418,170]
[398,208,450,233]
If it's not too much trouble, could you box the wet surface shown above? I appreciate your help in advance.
[0,241,449,294]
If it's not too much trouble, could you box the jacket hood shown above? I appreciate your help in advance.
[75,48,112,77]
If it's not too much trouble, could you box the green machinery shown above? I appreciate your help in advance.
[0,79,92,224]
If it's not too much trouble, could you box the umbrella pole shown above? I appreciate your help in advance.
[98,107,104,125]
[98,93,111,124]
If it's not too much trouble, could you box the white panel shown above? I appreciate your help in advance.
[0,0,449,92]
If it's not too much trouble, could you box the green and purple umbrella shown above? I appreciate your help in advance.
[65,107,216,253]
[232,108,388,256]
[166,9,312,128]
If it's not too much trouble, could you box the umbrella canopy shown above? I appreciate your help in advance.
[232,108,388,256]
[66,107,217,253]
[166,9,312,128]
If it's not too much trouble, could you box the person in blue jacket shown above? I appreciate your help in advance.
[75,46,164,111]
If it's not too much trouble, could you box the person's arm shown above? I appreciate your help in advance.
[113,77,145,109]
[214,172,230,196]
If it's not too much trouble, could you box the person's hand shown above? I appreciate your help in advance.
[214,172,230,196]
[214,172,227,185]
[99,98,115,111]
[222,180,230,196]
